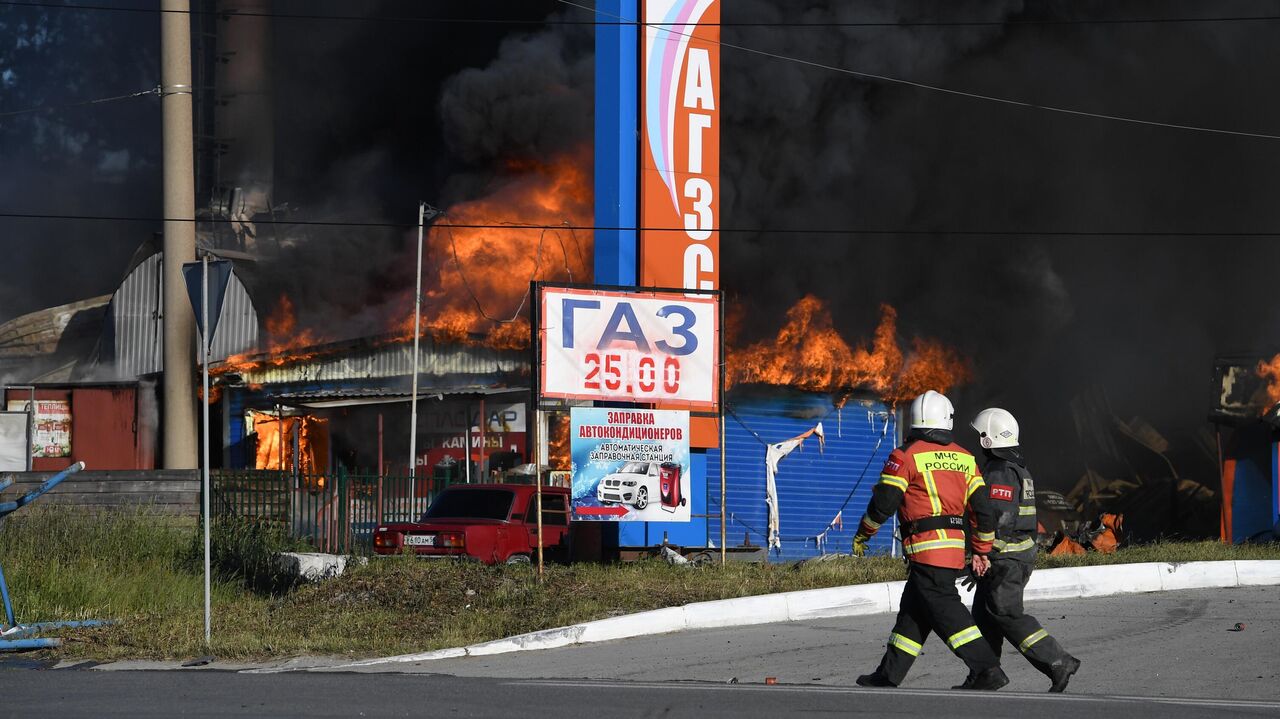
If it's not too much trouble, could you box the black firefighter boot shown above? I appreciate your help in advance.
[1048,656,1081,693]
[855,671,896,687]
[953,666,1009,691]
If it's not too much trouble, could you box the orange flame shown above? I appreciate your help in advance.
[1256,355,1280,411]
[728,296,971,403]
[251,411,330,481]
[214,294,328,377]
[395,148,593,348]
[548,413,571,470]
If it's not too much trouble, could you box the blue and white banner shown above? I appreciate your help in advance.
[570,407,691,522]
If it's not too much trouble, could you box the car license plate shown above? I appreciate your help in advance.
[404,534,435,547]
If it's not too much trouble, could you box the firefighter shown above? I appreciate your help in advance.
[964,407,1081,692]
[853,390,1008,691]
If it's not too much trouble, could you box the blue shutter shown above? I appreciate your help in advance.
[707,390,898,562]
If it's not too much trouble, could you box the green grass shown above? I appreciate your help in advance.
[2,507,1278,661]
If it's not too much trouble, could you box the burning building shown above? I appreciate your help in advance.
[0,238,260,472]
[212,328,529,481]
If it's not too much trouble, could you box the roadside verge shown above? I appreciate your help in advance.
[273,559,1280,672]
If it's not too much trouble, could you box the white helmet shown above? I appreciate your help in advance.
[971,407,1019,449]
[908,390,954,431]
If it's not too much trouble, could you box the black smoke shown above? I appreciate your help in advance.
[0,4,160,323]
[6,1,1280,492]
[718,0,1280,488]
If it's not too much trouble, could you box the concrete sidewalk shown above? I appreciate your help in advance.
[321,585,1280,699]
[291,560,1280,671]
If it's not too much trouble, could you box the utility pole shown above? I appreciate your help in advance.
[162,0,197,469]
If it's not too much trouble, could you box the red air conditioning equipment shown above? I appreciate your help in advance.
[659,462,685,512]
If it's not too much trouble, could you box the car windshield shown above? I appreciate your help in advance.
[421,489,514,521]
[619,461,650,474]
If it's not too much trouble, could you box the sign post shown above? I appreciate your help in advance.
[182,257,231,648]
[534,282,721,559]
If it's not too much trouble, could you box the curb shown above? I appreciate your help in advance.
[293,560,1280,672]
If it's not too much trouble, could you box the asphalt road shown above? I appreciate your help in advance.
[4,671,1280,719]
[3,585,1278,718]
[332,584,1280,699]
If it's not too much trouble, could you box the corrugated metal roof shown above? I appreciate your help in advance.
[271,385,528,408]
[108,252,259,379]
[234,337,525,385]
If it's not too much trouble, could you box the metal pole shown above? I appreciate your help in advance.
[535,409,544,579]
[201,255,211,646]
[161,0,197,470]
[25,387,32,472]
[377,412,384,525]
[464,421,472,484]
[478,397,486,481]
[409,202,425,480]
[529,280,544,578]
[719,293,727,566]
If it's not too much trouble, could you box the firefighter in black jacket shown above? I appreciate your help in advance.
[965,408,1081,692]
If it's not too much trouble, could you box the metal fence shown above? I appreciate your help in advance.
[211,469,455,554]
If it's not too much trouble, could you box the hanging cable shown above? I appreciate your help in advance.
[558,0,1280,142]
[0,85,159,119]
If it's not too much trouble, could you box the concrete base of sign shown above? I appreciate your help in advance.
[275,553,367,582]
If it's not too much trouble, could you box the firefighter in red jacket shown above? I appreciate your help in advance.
[853,390,1008,691]
[965,408,1081,692]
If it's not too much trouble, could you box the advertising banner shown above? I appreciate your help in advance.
[540,286,718,408]
[0,411,30,471]
[570,407,691,522]
[7,399,71,458]
[640,0,720,292]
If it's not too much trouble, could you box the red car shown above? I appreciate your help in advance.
[372,484,571,565]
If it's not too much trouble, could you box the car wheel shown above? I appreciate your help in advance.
[505,554,532,565]
[634,487,648,510]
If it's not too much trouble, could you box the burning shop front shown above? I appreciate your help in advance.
[211,331,530,482]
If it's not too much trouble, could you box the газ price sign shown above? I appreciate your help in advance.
[539,286,719,408]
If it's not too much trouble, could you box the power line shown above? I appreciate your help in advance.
[3,4,1274,142]
[559,0,1280,142]
[0,85,159,119]
[4,1,1280,27]
[1,211,1278,237]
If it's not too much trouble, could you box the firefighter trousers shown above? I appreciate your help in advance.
[972,559,1073,677]
[875,562,1001,685]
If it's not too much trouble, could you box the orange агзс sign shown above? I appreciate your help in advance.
[640,0,719,292]
[641,0,721,447]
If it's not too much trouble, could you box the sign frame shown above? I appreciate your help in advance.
[530,281,727,569]
[534,281,722,412]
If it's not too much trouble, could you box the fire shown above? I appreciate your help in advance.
[396,148,593,348]
[728,296,971,403]
[548,413,571,470]
[214,294,327,376]
[1256,354,1280,410]
[251,411,330,479]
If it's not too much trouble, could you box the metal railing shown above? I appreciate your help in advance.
[211,469,455,554]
